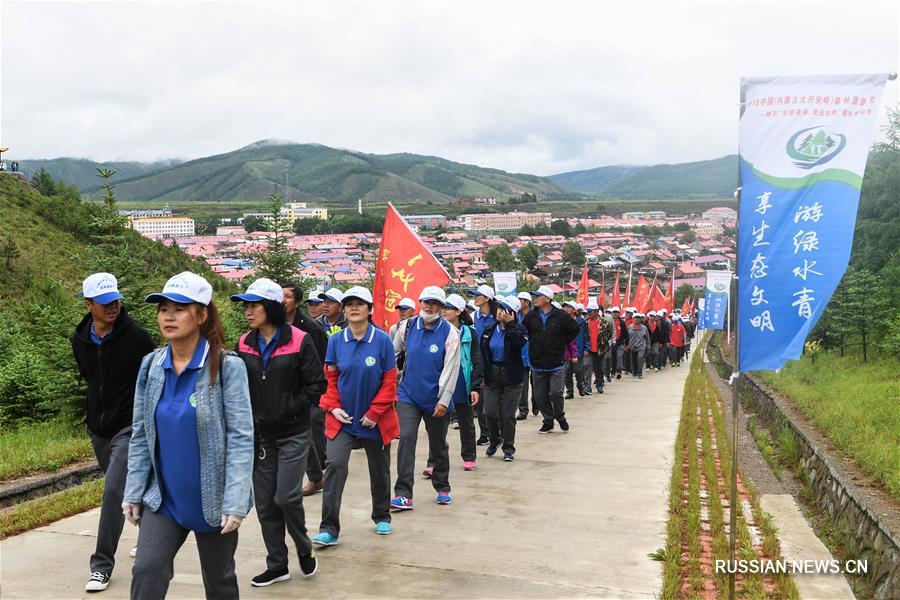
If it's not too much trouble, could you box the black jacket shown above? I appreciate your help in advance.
[480,321,528,385]
[236,324,327,439]
[612,317,628,347]
[522,307,580,370]
[291,311,327,366]
[71,308,156,438]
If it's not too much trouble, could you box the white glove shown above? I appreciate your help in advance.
[331,408,353,424]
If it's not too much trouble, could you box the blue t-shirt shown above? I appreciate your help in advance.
[90,321,111,345]
[155,337,217,532]
[473,308,495,341]
[325,324,396,440]
[257,327,281,369]
[489,327,506,363]
[398,317,451,412]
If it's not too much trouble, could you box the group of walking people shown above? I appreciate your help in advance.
[72,269,694,598]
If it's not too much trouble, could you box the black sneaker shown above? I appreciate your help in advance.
[584,388,592,395]
[532,406,539,416]
[578,388,586,397]
[564,392,574,399]
[251,569,291,587]
[503,452,515,462]
[616,372,621,380]
[558,418,570,432]
[597,387,604,394]
[486,443,499,457]
[85,572,110,592]
[516,412,527,421]
[538,423,554,434]
[476,435,489,446]
[299,551,318,577]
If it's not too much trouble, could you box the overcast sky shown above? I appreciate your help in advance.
[2,1,897,175]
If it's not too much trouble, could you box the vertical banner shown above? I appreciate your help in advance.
[738,74,889,371]
[373,204,451,329]
[697,297,706,331]
[633,275,651,313]
[493,271,517,296]
[702,270,732,330]
[576,264,589,305]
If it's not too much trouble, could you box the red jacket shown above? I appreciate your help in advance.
[669,323,687,347]
[320,367,400,446]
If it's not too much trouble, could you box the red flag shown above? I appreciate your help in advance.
[373,204,450,329]
[649,283,666,312]
[664,273,675,314]
[681,296,692,315]
[576,264,589,306]
[632,275,651,314]
[598,270,606,307]
[612,272,621,308]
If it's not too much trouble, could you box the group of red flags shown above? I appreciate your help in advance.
[576,264,691,315]
[370,204,693,329]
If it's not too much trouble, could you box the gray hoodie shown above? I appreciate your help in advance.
[627,322,651,351]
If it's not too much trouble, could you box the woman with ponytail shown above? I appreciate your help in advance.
[123,272,254,600]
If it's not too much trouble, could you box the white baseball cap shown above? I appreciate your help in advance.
[82,272,124,304]
[635,312,645,318]
[534,285,555,299]
[562,300,577,309]
[660,308,668,314]
[586,300,599,310]
[398,297,416,310]
[341,286,374,305]
[647,310,658,317]
[498,295,521,313]
[517,291,532,302]
[611,306,621,312]
[318,288,344,303]
[230,278,283,303]
[551,301,562,309]
[472,284,495,299]
[444,293,466,312]
[626,306,636,313]
[146,272,213,306]
[419,286,447,303]
[466,300,476,310]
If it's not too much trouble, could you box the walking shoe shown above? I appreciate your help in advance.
[375,521,392,535]
[312,532,339,546]
[638,375,643,379]
[451,419,460,430]
[558,418,570,432]
[85,572,110,592]
[597,387,604,394]
[606,375,612,382]
[538,423,554,434]
[299,551,318,577]
[390,496,414,510]
[436,491,452,505]
[578,388,586,397]
[129,546,137,558]
[616,372,621,380]
[303,479,323,496]
[503,452,514,462]
[564,391,574,399]
[532,406,539,416]
[585,388,592,395]
[251,569,291,587]
[516,412,527,421]
[486,443,499,457]
[476,435,489,446]
[422,466,433,478]
[463,460,477,471]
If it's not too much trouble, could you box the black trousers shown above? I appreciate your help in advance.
[483,364,523,454]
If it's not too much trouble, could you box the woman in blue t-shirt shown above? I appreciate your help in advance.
[312,287,400,546]
[123,272,254,600]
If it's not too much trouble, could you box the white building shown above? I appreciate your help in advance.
[460,211,552,232]
[130,216,195,239]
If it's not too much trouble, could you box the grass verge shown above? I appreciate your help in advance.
[0,420,94,481]
[0,478,103,539]
[754,352,900,502]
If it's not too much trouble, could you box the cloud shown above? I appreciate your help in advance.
[2,1,897,174]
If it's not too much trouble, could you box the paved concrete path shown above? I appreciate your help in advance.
[1,362,689,599]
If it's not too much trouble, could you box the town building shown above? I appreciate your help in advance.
[130,216,195,239]
[460,211,551,232]
[702,207,737,222]
[404,214,447,229]
[450,197,496,206]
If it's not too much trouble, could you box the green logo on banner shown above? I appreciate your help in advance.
[787,126,846,169]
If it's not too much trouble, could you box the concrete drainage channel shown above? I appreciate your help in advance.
[0,461,102,510]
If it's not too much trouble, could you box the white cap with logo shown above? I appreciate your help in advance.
[230,278,284,303]
[319,288,344,303]
[342,286,374,305]
[419,286,447,303]
[534,285,555,299]
[472,284,495,299]
[517,291,532,302]
[498,295,521,313]
[82,272,124,305]
[146,272,213,306]
[398,297,416,310]
[444,293,466,312]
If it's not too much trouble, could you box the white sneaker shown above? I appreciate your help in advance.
[129,546,137,558]
[85,571,110,592]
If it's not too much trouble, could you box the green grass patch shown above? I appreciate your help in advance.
[755,351,900,501]
[0,420,94,481]
[0,478,103,539]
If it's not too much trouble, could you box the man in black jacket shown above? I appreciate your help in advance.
[70,273,156,593]
[522,286,580,434]
[282,283,330,497]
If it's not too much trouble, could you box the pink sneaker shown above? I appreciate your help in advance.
[463,461,477,471]
[422,466,433,478]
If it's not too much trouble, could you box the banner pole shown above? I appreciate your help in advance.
[729,84,746,600]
